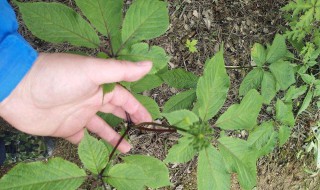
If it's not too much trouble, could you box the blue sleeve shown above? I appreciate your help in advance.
[0,0,38,101]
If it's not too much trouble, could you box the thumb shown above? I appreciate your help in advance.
[83,58,152,84]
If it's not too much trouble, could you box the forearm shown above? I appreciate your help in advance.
[0,0,38,102]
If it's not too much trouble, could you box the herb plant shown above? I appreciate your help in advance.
[2,0,320,189]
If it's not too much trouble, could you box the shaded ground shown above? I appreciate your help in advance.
[1,0,320,189]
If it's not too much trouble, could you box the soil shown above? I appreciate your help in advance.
[1,0,320,189]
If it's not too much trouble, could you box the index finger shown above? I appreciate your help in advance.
[101,85,152,124]
[83,58,152,84]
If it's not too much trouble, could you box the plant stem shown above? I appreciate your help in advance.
[99,45,113,58]
[225,65,257,69]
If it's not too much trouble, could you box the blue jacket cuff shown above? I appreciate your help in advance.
[0,33,38,101]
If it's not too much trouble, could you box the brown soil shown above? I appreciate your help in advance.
[1,0,320,189]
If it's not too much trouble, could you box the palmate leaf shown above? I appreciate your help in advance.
[163,89,196,113]
[218,137,257,190]
[160,69,198,89]
[78,130,109,175]
[121,0,169,48]
[216,89,263,130]
[239,68,264,96]
[269,60,296,90]
[16,2,100,48]
[164,136,198,163]
[75,0,123,52]
[196,49,230,121]
[266,34,287,63]
[122,155,171,188]
[133,94,160,119]
[0,157,86,190]
[197,145,230,190]
[119,43,170,74]
[105,163,148,190]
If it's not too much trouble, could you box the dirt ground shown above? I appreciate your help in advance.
[1,0,320,189]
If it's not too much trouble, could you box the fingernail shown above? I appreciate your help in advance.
[137,61,152,66]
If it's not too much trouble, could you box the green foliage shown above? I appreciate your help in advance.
[196,48,230,121]
[160,68,198,89]
[133,94,161,119]
[185,39,198,53]
[16,2,100,48]
[216,89,263,130]
[122,155,171,188]
[197,146,230,190]
[239,68,264,96]
[74,0,123,52]
[121,0,169,48]
[78,130,109,175]
[282,0,320,42]
[118,43,170,74]
[163,89,196,113]
[0,157,86,189]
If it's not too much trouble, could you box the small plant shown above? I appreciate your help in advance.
[185,39,198,53]
[0,128,171,189]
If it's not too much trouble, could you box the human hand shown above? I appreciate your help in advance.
[0,53,153,153]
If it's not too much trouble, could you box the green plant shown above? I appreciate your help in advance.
[185,39,198,53]
[0,129,171,189]
[14,0,171,123]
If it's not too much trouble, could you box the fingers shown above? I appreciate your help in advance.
[101,85,152,124]
[82,57,152,85]
[86,115,131,153]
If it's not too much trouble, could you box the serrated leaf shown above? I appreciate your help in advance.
[197,49,230,121]
[121,0,169,47]
[198,145,230,190]
[283,85,308,102]
[78,130,109,174]
[162,109,199,132]
[297,89,314,115]
[75,0,122,52]
[119,43,169,74]
[97,112,123,127]
[257,131,277,157]
[269,60,296,90]
[123,155,171,188]
[130,75,163,93]
[160,68,198,89]
[248,122,274,150]
[218,137,257,190]
[17,2,100,48]
[134,94,160,119]
[300,74,316,84]
[261,71,277,104]
[279,125,291,146]
[251,43,266,66]
[216,89,263,130]
[105,163,148,190]
[0,157,86,189]
[266,34,287,63]
[276,99,295,127]
[186,39,198,53]
[163,89,196,113]
[239,68,264,96]
[164,136,198,163]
